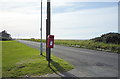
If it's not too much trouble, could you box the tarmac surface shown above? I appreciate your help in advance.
[17,40,118,77]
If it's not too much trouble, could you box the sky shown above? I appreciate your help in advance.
[0,0,119,39]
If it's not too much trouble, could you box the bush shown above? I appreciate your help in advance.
[91,32,120,44]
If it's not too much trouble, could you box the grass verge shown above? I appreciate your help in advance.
[22,39,120,54]
[2,40,74,77]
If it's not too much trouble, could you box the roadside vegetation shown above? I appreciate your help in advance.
[22,33,120,54]
[91,32,120,44]
[2,41,74,77]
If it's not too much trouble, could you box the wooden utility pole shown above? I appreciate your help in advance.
[46,0,51,66]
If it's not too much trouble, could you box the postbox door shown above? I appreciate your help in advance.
[47,35,54,48]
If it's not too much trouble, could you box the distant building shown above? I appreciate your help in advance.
[0,30,12,41]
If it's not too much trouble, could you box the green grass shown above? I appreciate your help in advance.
[22,39,120,54]
[2,41,74,77]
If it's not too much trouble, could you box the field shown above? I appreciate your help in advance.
[23,39,120,53]
[2,41,74,77]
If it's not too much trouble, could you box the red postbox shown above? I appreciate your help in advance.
[47,35,54,48]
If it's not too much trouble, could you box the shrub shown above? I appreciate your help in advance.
[91,32,120,44]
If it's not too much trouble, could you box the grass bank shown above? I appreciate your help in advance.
[2,41,74,77]
[22,39,120,54]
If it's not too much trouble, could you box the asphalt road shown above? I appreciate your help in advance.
[17,40,118,77]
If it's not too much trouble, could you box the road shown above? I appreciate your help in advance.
[17,40,118,77]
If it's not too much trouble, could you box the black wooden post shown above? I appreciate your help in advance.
[46,0,51,66]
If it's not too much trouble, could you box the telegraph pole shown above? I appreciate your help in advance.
[46,0,51,66]
[40,0,43,55]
